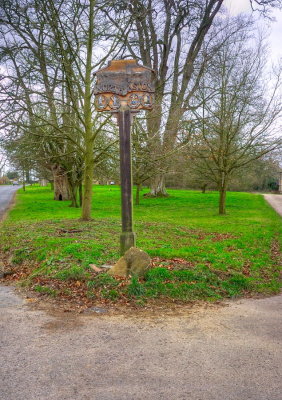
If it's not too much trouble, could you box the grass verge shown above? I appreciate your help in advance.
[0,185,281,310]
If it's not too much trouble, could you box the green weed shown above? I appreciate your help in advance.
[34,285,58,297]
[101,289,120,301]
[54,265,89,281]
[127,276,146,297]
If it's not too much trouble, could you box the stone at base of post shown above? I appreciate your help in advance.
[120,232,136,255]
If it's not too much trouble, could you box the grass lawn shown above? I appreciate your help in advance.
[0,185,281,308]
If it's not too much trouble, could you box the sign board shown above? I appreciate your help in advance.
[94,59,155,112]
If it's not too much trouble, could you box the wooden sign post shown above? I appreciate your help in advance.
[94,59,155,254]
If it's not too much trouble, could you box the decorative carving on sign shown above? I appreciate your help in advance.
[128,94,140,109]
[94,71,154,96]
[94,59,155,112]
[96,94,108,110]
[141,94,153,108]
[109,95,121,110]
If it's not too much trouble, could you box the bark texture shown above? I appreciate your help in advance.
[51,165,71,201]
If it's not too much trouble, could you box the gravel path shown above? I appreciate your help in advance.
[1,287,282,400]
[264,194,282,217]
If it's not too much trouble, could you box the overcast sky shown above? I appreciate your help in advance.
[224,0,282,63]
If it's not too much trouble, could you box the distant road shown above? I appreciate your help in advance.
[0,185,21,217]
[264,194,282,217]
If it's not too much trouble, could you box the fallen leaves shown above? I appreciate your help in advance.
[151,257,195,270]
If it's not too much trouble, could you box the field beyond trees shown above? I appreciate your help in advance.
[0,186,281,310]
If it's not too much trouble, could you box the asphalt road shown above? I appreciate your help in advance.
[0,185,20,217]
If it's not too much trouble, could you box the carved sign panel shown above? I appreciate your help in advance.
[94,59,155,112]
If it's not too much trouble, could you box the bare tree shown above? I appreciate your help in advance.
[0,0,118,217]
[189,18,282,214]
[102,0,224,196]
[101,0,282,197]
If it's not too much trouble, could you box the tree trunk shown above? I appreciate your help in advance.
[22,170,26,192]
[40,179,48,187]
[135,183,141,205]
[79,183,83,207]
[52,165,71,201]
[69,185,79,208]
[81,0,94,221]
[26,170,30,183]
[81,146,94,219]
[149,174,168,197]
[219,188,226,215]
[146,101,165,197]
[201,183,208,194]
[218,180,227,215]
